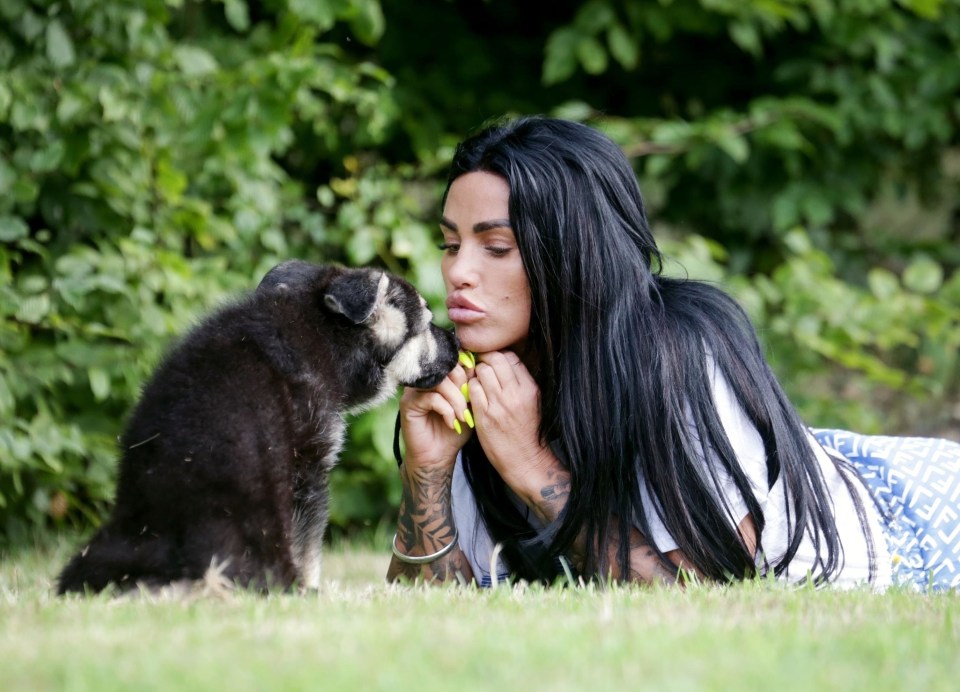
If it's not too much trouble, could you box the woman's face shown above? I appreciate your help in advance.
[440,171,532,355]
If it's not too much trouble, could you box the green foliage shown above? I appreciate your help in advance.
[2,0,959,544]
[539,0,960,432]
[661,230,960,432]
[0,0,419,542]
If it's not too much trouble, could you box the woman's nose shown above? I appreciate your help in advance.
[444,247,477,287]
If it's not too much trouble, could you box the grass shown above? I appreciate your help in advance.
[3,534,960,691]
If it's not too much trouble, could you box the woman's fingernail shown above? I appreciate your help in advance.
[453,419,462,435]
[464,409,474,429]
[458,351,476,368]
[460,383,470,402]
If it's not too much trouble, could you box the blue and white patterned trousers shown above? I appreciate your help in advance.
[813,428,960,591]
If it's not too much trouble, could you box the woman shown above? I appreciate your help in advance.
[387,115,960,590]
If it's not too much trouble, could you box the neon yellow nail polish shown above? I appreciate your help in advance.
[453,420,462,435]
[460,383,470,402]
[458,350,476,369]
[464,409,475,429]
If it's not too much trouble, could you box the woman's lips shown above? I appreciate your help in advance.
[446,295,485,324]
[447,307,485,324]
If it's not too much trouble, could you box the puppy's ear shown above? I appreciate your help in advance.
[324,271,388,324]
[259,260,320,293]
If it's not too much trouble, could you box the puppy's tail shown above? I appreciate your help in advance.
[56,528,176,595]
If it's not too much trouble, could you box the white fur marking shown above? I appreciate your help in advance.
[373,304,407,347]
[385,331,434,384]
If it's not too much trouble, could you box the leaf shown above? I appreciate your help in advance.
[174,45,218,77]
[88,368,110,401]
[901,0,943,20]
[11,99,48,132]
[0,216,28,242]
[575,0,615,33]
[45,19,76,68]
[349,0,386,45]
[390,226,414,258]
[29,140,65,173]
[607,23,639,70]
[98,87,128,121]
[260,227,288,254]
[56,91,88,124]
[0,373,13,415]
[801,195,833,227]
[902,257,944,294]
[645,154,672,177]
[783,230,812,255]
[552,101,595,121]
[867,268,900,301]
[346,226,379,265]
[19,275,48,293]
[577,35,608,75]
[714,131,750,163]
[288,0,343,30]
[0,160,14,198]
[155,158,188,202]
[20,9,43,42]
[16,294,50,324]
[0,81,11,117]
[223,0,250,31]
[543,27,580,85]
[729,21,762,57]
[772,196,798,230]
[758,121,807,151]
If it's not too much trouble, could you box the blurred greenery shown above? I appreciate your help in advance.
[1,0,958,545]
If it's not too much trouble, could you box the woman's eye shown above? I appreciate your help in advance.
[487,247,512,257]
[438,242,460,254]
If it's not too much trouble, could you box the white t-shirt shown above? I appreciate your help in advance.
[451,361,892,589]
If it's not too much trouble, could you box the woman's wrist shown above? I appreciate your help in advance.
[392,527,459,564]
[503,448,571,525]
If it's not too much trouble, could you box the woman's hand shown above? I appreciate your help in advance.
[466,351,560,503]
[398,364,473,471]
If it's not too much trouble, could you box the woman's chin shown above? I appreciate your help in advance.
[454,331,495,354]
[456,338,485,354]
[454,330,525,356]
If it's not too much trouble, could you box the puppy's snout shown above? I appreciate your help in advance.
[434,324,459,349]
[403,325,459,390]
[433,325,459,362]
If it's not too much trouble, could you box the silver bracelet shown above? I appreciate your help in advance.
[391,529,459,565]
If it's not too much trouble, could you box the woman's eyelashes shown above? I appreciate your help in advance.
[437,239,513,257]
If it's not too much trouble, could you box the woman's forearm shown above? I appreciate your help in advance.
[523,464,680,585]
[386,462,475,584]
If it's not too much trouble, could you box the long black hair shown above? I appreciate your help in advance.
[447,115,874,584]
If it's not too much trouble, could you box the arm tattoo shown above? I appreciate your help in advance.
[387,464,473,584]
[533,467,571,524]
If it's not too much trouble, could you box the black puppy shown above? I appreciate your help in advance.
[58,260,458,594]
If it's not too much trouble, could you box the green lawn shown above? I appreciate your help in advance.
[3,534,959,691]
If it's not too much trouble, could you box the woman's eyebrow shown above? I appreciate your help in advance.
[440,217,512,233]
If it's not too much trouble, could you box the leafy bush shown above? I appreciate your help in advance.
[2,0,958,544]
[0,0,419,542]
